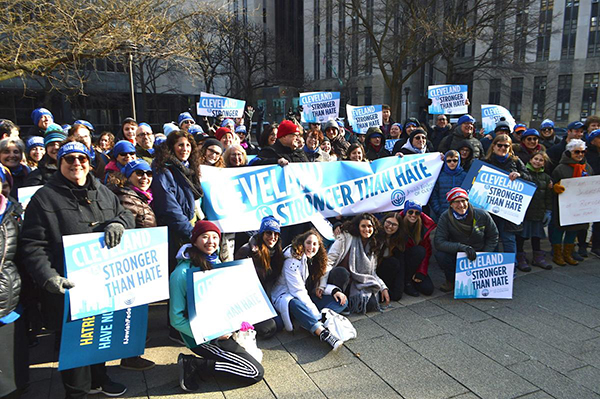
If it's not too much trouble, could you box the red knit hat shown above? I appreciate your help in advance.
[277,120,299,139]
[215,127,232,141]
[191,220,221,243]
[446,187,469,203]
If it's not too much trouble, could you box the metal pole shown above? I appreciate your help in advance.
[128,52,136,120]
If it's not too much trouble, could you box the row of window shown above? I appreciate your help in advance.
[489,73,599,122]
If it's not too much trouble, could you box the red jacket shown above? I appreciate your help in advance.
[399,211,436,275]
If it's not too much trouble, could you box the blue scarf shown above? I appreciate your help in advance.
[205,252,219,264]
[452,207,469,220]
[303,145,319,155]
[443,153,463,175]
[494,153,510,164]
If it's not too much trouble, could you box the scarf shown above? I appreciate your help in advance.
[401,140,426,154]
[520,142,542,155]
[569,163,587,177]
[448,203,475,236]
[494,153,510,164]
[166,157,203,200]
[369,142,383,153]
[303,145,319,155]
[452,207,469,220]
[131,185,153,205]
[443,153,463,175]
[204,252,219,265]
[345,235,384,314]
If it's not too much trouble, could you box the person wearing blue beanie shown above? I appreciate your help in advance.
[73,120,94,133]
[25,128,67,186]
[163,123,178,136]
[26,136,45,169]
[438,114,485,159]
[105,140,136,182]
[26,108,54,139]
[178,112,195,130]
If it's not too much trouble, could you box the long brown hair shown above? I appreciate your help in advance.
[484,134,519,162]
[254,232,284,276]
[341,213,380,254]
[153,130,202,174]
[379,212,406,255]
[187,245,214,271]
[291,229,328,289]
[403,211,422,245]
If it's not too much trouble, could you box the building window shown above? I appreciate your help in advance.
[273,98,286,115]
[582,73,599,118]
[364,86,372,105]
[350,87,358,106]
[337,2,345,79]
[325,0,333,79]
[514,2,528,63]
[509,78,524,120]
[537,0,553,61]
[531,76,547,121]
[589,2,600,57]
[561,0,579,59]
[556,74,572,122]
[489,79,501,104]
[313,0,321,80]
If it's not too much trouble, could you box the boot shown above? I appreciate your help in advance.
[531,251,552,270]
[578,242,589,258]
[552,244,566,266]
[516,252,531,272]
[563,244,579,265]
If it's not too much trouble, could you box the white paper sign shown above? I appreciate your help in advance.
[558,175,600,226]
[18,185,43,210]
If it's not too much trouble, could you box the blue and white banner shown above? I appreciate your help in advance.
[59,293,147,371]
[385,139,399,153]
[346,104,383,134]
[428,85,468,115]
[468,164,536,225]
[481,104,516,133]
[187,259,277,344]
[197,92,246,118]
[17,185,42,210]
[200,154,443,233]
[300,92,340,123]
[455,252,515,299]
[63,227,169,320]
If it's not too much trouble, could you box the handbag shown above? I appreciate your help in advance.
[321,308,357,341]
[232,322,263,363]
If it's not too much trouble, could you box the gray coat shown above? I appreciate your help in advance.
[434,207,499,253]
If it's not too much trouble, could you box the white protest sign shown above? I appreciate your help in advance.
[558,175,600,226]
[187,259,277,344]
[428,85,468,115]
[197,92,246,118]
[18,185,42,210]
[64,227,169,320]
[455,252,515,299]
[346,104,383,134]
[481,104,516,134]
[300,92,340,123]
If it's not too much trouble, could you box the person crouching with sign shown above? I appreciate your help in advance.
[20,141,135,398]
[433,188,499,293]
[171,220,264,392]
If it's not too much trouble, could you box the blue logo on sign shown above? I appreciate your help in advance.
[391,190,406,207]
[492,206,500,213]
[482,289,489,297]
[256,206,272,220]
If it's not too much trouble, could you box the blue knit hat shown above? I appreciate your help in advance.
[44,125,67,146]
[392,123,403,131]
[221,118,235,128]
[188,124,204,135]
[57,141,91,162]
[588,129,600,144]
[122,159,151,178]
[26,136,45,151]
[111,140,136,157]
[61,124,71,135]
[522,129,540,139]
[457,114,476,125]
[163,123,178,136]
[235,125,247,134]
[540,119,554,129]
[403,200,422,214]
[259,215,281,234]
[178,112,195,127]
[154,135,167,146]
[45,123,63,135]
[31,108,53,126]
[138,122,152,131]
[73,120,94,132]
[567,121,584,130]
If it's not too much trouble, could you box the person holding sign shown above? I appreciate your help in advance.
[271,229,349,350]
[20,141,134,398]
[434,188,499,292]
[550,139,593,266]
[170,221,264,392]
[430,150,467,221]
[513,129,546,165]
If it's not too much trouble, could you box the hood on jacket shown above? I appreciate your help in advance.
[176,243,192,260]
[456,139,475,159]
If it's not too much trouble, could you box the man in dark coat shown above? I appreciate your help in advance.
[546,120,585,173]
[254,120,308,165]
[438,114,485,159]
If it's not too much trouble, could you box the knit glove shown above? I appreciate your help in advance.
[104,223,125,249]
[553,182,565,194]
[542,210,552,227]
[44,275,75,294]
[460,245,477,261]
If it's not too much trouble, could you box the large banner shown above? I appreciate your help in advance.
[197,92,246,118]
[481,104,516,133]
[455,252,515,299]
[187,259,277,344]
[465,163,536,225]
[428,85,468,115]
[559,175,600,226]
[64,227,169,320]
[200,154,444,233]
[58,293,147,371]
[346,104,383,134]
[299,92,340,123]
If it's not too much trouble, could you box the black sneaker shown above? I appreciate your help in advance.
[591,248,600,258]
[319,329,343,351]
[178,353,200,392]
[571,251,584,262]
[89,379,127,397]
[120,356,155,371]
[578,246,589,258]
[404,283,420,297]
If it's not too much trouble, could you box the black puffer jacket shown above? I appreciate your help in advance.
[0,200,23,318]
[24,155,58,187]
[254,141,309,165]
[434,206,499,253]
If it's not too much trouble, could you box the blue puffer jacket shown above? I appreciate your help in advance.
[430,168,467,220]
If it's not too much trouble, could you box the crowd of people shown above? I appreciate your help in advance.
[0,103,598,398]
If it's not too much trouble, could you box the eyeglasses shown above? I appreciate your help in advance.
[407,210,421,216]
[524,136,539,141]
[496,143,510,149]
[264,231,279,237]
[206,148,222,156]
[446,159,459,163]
[413,135,426,141]
[573,150,586,155]
[541,128,552,132]
[384,220,399,227]
[137,132,153,137]
[119,152,136,157]
[63,155,89,165]
[134,170,152,178]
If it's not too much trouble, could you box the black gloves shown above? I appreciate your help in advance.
[104,223,124,249]
[462,245,477,261]
[44,275,75,294]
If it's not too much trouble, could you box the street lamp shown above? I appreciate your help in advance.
[121,41,137,120]
[404,86,411,121]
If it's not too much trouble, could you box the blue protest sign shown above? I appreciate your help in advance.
[187,259,277,344]
[299,92,340,123]
[197,92,246,118]
[455,252,515,299]
[200,154,443,233]
[58,292,147,371]
[64,227,169,320]
[481,104,516,133]
[346,104,382,133]
[428,85,468,115]
[385,139,399,153]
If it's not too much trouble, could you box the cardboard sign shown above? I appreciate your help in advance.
[558,175,600,226]
[428,85,468,115]
[197,92,246,118]
[455,252,515,299]
[299,92,340,123]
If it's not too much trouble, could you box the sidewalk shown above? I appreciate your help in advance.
[24,256,600,399]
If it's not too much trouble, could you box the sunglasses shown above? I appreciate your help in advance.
[524,136,539,141]
[541,128,552,132]
[446,159,459,163]
[496,143,510,149]
[572,150,586,155]
[119,152,136,157]
[407,210,421,216]
[134,170,153,178]
[63,155,89,165]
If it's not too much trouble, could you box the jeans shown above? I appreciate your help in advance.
[493,216,517,255]
[550,228,578,245]
[289,294,347,334]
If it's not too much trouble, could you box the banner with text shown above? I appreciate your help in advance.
[481,104,516,134]
[346,104,383,134]
[187,259,277,344]
[58,292,147,371]
[428,85,468,115]
[197,92,246,118]
[200,154,443,232]
[300,92,340,123]
[64,227,169,320]
[468,164,536,225]
[559,175,600,226]
[455,252,515,299]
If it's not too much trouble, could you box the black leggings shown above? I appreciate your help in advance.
[516,236,541,252]
[376,246,426,300]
